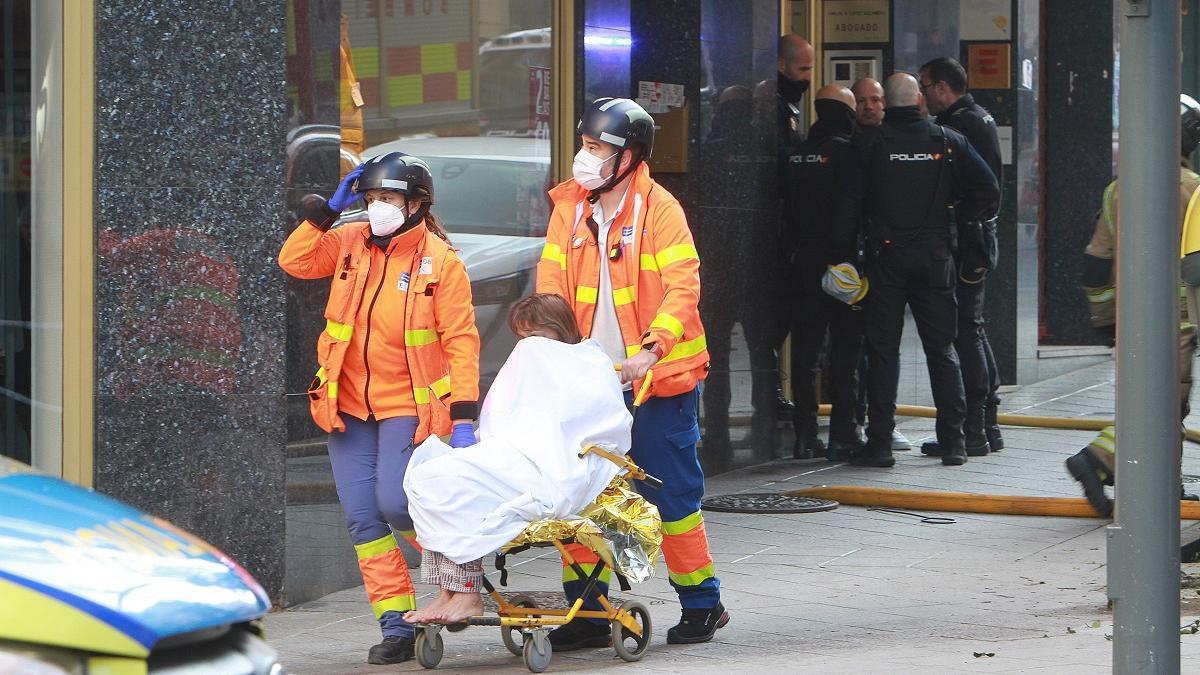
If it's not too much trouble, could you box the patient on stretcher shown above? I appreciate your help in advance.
[403,294,633,624]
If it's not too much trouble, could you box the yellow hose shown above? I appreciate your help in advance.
[816,403,1200,443]
[787,485,1200,520]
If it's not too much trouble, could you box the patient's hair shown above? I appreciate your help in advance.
[508,294,583,344]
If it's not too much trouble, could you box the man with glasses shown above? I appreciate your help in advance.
[917,57,1006,460]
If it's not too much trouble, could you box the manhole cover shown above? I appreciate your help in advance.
[701,493,838,514]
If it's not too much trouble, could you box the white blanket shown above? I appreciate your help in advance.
[403,338,634,563]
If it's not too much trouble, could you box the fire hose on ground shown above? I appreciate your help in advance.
[789,403,1200,519]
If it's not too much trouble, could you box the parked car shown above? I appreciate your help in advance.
[0,455,282,674]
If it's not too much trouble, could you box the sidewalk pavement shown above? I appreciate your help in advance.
[266,357,1200,673]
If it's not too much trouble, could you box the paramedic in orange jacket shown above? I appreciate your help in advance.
[279,152,480,665]
[537,97,728,649]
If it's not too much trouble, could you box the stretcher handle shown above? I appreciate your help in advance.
[579,444,663,490]
[613,365,655,408]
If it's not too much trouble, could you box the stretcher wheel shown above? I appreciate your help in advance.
[522,633,553,673]
[501,594,538,656]
[611,600,651,662]
[415,629,444,669]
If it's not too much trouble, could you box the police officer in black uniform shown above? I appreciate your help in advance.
[918,57,1006,458]
[852,73,999,468]
[782,84,865,459]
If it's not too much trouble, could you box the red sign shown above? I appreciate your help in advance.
[529,66,552,139]
[967,43,1011,90]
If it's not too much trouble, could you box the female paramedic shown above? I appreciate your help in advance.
[278,152,481,666]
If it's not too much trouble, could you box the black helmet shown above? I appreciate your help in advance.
[357,152,435,205]
[577,97,656,159]
[1183,95,1200,157]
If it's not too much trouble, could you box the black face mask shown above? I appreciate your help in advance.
[777,71,810,104]
[811,99,858,139]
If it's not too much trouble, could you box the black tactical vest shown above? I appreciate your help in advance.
[865,122,953,241]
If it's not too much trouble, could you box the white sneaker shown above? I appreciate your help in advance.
[891,429,912,451]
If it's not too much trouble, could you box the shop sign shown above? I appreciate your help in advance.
[967,43,1011,90]
[823,0,889,44]
[529,66,551,139]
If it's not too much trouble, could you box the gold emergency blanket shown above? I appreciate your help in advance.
[504,477,662,582]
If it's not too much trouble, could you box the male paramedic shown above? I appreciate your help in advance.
[536,97,728,649]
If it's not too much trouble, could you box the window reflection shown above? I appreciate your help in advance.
[583,0,631,101]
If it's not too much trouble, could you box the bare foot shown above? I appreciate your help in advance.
[405,588,453,624]
[431,590,484,624]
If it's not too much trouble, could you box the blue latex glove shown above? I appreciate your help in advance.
[449,423,476,448]
[327,163,366,213]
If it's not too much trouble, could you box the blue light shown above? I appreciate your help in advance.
[584,35,632,48]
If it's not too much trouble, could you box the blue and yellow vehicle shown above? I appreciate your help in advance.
[0,456,282,674]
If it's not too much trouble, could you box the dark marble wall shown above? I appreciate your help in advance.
[1041,0,1114,345]
[94,1,290,600]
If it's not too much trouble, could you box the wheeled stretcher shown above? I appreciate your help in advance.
[414,376,664,673]
[417,446,667,667]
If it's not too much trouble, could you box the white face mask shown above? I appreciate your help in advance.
[572,148,617,190]
[367,200,408,237]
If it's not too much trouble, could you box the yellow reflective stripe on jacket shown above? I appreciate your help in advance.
[404,329,438,346]
[354,533,398,560]
[314,367,338,399]
[668,563,715,587]
[650,312,685,339]
[576,285,599,304]
[1102,182,1118,233]
[655,244,700,269]
[413,375,453,405]
[613,286,637,306]
[661,335,707,363]
[430,375,451,398]
[662,511,703,536]
[371,594,416,618]
[1087,288,1115,303]
[541,242,567,269]
[640,253,659,272]
[326,319,353,341]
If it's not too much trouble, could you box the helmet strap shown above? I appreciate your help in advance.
[586,148,643,203]
[397,202,432,235]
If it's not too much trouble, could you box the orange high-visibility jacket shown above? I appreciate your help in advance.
[279,219,480,442]
[536,163,708,398]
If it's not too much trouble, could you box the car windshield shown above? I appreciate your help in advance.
[424,156,552,238]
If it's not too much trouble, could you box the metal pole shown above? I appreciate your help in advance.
[1111,0,1182,671]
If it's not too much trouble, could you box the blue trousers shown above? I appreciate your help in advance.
[327,414,418,638]
[565,387,722,621]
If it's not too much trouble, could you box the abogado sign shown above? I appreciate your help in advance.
[823,0,889,44]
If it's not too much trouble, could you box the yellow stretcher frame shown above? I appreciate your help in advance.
[413,369,662,672]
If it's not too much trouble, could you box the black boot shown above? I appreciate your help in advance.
[941,445,968,466]
[825,437,864,461]
[548,619,610,651]
[667,603,730,644]
[1065,448,1113,518]
[985,397,1004,451]
[963,396,990,456]
[793,432,825,459]
[367,636,414,664]
[848,446,895,468]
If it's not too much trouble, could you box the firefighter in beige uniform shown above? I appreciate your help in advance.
[1067,94,1200,517]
